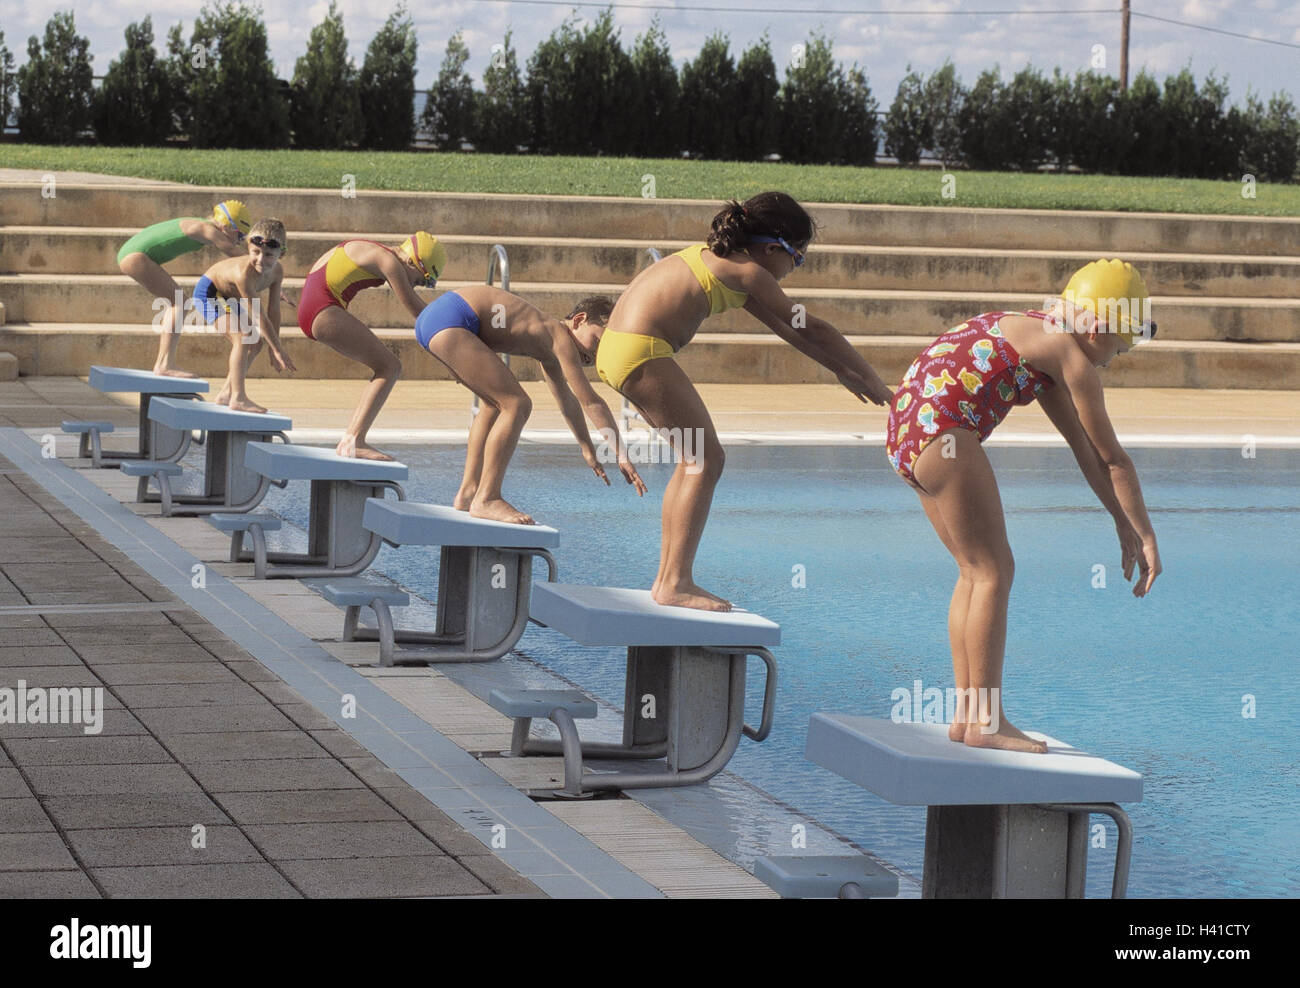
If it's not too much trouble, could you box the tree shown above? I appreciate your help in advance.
[1239,91,1300,182]
[94,17,175,145]
[884,66,928,165]
[734,34,780,160]
[163,22,196,141]
[474,29,527,153]
[680,33,737,159]
[779,33,872,165]
[187,2,290,148]
[16,12,94,143]
[959,68,1005,170]
[358,3,417,150]
[0,31,15,131]
[291,0,361,149]
[924,60,966,167]
[423,31,475,150]
[628,18,680,157]
[524,11,633,155]
[1112,70,1165,176]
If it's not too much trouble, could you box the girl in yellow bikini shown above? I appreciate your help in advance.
[597,191,894,611]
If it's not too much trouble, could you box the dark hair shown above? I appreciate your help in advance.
[706,191,814,257]
[566,295,616,327]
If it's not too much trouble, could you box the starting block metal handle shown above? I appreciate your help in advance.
[714,645,778,742]
[1033,801,1132,899]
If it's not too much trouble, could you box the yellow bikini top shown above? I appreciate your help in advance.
[324,240,389,305]
[674,243,748,315]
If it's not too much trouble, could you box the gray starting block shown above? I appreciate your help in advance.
[61,420,115,466]
[146,397,291,515]
[318,578,411,665]
[357,500,559,665]
[489,688,597,797]
[805,716,1142,898]
[523,583,780,793]
[243,442,407,579]
[120,460,184,515]
[207,513,282,579]
[88,365,208,464]
[754,855,899,899]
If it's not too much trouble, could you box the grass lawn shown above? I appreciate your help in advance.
[3,144,1298,215]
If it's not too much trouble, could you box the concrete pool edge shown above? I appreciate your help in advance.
[0,427,662,899]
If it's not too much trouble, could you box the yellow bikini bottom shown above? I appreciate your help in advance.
[595,329,675,392]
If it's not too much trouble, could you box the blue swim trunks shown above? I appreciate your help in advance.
[415,291,481,349]
[193,274,245,325]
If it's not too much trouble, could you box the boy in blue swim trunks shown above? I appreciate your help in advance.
[196,218,297,413]
[416,286,647,525]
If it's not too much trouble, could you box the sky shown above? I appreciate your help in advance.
[1,0,1296,106]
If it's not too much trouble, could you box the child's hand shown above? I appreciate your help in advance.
[1134,539,1161,597]
[582,447,611,485]
[1118,521,1160,596]
[270,348,297,373]
[618,457,648,496]
[838,368,893,406]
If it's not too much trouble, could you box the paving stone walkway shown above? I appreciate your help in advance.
[0,455,540,898]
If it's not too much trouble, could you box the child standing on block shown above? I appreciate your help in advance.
[886,259,1163,753]
[198,219,296,413]
[416,287,646,525]
[117,200,252,378]
[597,191,894,611]
[298,232,444,460]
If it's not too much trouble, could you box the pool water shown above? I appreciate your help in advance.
[262,441,1300,898]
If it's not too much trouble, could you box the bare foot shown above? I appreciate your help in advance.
[154,366,199,379]
[653,582,732,612]
[452,485,477,511]
[340,440,393,462]
[948,718,966,743]
[228,398,267,414]
[470,497,534,525]
[964,718,1048,754]
[215,387,232,406]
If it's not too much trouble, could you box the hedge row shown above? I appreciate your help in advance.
[3,4,1297,180]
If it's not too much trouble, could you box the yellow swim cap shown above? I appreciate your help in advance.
[400,232,446,286]
[1062,258,1156,348]
[213,200,252,236]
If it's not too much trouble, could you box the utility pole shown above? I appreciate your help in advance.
[1120,0,1131,91]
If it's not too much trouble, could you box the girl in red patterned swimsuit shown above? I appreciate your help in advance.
[886,260,1164,753]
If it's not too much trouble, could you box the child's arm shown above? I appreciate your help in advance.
[258,266,296,373]
[740,272,893,405]
[192,220,247,258]
[1049,347,1161,596]
[546,329,647,494]
[536,341,645,493]
[365,244,428,322]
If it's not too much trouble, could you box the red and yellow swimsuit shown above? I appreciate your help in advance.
[886,311,1055,485]
[297,241,391,338]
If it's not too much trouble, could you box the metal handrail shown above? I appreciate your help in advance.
[471,244,512,423]
[620,247,663,439]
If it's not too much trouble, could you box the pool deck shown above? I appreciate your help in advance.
[1,376,1296,899]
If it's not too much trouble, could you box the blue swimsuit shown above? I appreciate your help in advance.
[415,291,481,349]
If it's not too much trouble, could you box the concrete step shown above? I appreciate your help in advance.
[2,322,1296,389]
[5,183,1299,255]
[5,226,1298,296]
[2,274,1296,343]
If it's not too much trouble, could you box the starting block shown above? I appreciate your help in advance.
[523,583,780,793]
[805,716,1142,898]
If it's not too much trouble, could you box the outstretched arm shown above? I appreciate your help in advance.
[258,267,296,373]
[740,272,893,405]
[371,247,429,322]
[1052,346,1160,595]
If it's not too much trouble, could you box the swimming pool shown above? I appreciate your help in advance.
[260,440,1300,898]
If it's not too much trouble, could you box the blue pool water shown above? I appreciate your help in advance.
[264,441,1300,898]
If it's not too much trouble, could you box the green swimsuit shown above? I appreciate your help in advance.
[116,218,205,266]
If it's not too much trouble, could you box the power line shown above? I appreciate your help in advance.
[1131,10,1300,51]
[464,1,1119,15]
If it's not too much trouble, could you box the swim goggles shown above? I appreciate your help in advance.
[750,235,805,267]
[250,235,283,252]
